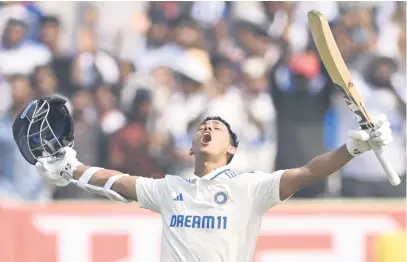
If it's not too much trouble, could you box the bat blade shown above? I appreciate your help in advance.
[307,11,351,86]
[307,10,401,186]
[307,10,373,130]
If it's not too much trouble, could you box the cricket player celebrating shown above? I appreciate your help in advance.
[13,97,394,262]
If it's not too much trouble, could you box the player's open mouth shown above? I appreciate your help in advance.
[201,132,212,144]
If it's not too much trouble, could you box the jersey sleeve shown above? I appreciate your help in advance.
[136,177,166,213]
[248,170,288,213]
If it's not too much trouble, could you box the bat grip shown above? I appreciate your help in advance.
[370,144,401,186]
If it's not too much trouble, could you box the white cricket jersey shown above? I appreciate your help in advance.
[136,166,286,262]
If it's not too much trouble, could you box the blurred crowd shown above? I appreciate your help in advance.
[0,1,405,202]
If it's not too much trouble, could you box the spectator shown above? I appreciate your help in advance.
[391,23,406,107]
[90,2,149,56]
[39,15,75,96]
[190,1,227,54]
[0,18,51,75]
[335,56,406,197]
[235,20,268,59]
[330,21,355,63]
[190,1,226,28]
[172,16,205,51]
[239,57,276,173]
[0,2,43,42]
[71,27,120,90]
[39,15,61,56]
[204,55,245,172]
[149,2,193,22]
[119,65,177,171]
[32,65,59,97]
[270,51,331,197]
[205,55,241,127]
[234,20,281,69]
[261,2,309,53]
[0,75,51,201]
[108,88,165,179]
[163,51,211,177]
[0,74,12,116]
[342,7,377,57]
[118,60,136,87]
[134,11,184,73]
[148,65,177,150]
[95,85,126,136]
[147,11,171,50]
[53,90,98,200]
[70,90,99,166]
[376,2,406,58]
[0,2,404,201]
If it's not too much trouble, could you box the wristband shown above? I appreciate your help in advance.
[346,139,363,156]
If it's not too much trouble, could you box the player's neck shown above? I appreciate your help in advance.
[194,160,226,178]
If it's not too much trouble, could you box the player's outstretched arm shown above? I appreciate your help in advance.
[279,114,393,201]
[36,147,139,202]
[279,145,352,200]
[73,165,138,201]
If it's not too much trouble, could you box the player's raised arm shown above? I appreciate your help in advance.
[35,147,139,202]
[74,165,139,201]
[279,114,394,200]
[11,96,166,208]
[36,146,167,212]
[36,147,166,212]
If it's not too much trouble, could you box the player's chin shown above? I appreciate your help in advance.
[198,143,211,151]
[198,142,214,152]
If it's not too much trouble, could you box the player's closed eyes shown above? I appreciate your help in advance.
[198,127,221,131]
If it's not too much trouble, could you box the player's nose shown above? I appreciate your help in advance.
[204,125,213,132]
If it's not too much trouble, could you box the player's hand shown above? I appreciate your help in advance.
[35,147,82,186]
[36,160,70,187]
[346,114,393,156]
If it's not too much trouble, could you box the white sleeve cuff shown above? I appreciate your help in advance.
[135,177,148,209]
[135,177,162,213]
[272,169,289,204]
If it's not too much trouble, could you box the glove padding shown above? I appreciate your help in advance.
[346,114,393,156]
[35,147,82,186]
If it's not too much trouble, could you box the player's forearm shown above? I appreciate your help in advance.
[302,144,353,183]
[73,165,138,200]
[280,144,354,200]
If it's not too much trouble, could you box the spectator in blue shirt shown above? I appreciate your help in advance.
[0,74,51,201]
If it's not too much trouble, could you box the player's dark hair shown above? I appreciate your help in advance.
[202,116,239,164]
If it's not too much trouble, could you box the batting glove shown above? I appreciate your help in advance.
[346,114,393,156]
[35,147,82,187]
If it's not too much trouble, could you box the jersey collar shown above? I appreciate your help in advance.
[190,166,237,181]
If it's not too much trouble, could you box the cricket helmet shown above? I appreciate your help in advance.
[12,96,74,165]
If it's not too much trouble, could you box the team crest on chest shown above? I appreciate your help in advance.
[214,191,229,205]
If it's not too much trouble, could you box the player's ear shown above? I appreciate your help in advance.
[227,146,237,156]
[189,148,194,156]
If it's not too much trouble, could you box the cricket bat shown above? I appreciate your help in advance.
[307,10,401,186]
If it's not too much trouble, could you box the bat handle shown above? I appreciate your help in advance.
[371,145,401,186]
